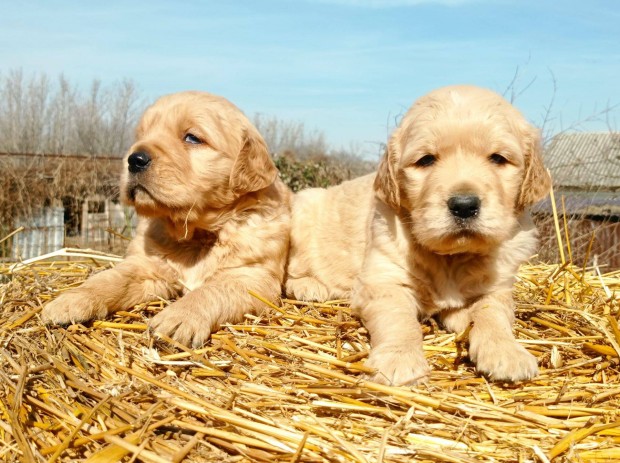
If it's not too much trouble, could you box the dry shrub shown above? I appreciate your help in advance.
[255,113,377,191]
[254,114,329,160]
[0,154,122,235]
[535,213,620,270]
[275,152,376,192]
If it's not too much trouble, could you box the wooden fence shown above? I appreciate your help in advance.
[2,201,136,261]
[535,215,620,271]
[9,207,65,260]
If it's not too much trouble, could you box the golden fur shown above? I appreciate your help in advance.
[43,91,291,346]
[286,85,551,385]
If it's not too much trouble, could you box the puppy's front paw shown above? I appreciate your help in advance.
[470,338,538,382]
[149,302,214,348]
[42,291,106,325]
[285,276,330,302]
[365,344,430,386]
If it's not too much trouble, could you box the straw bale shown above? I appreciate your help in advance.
[1,253,619,462]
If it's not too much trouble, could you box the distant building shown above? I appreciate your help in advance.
[535,132,620,268]
[542,132,620,216]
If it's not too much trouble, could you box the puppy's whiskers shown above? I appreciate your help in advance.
[183,200,198,240]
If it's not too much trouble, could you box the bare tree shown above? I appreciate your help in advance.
[0,69,143,156]
[253,114,329,160]
[74,79,103,155]
[103,79,140,155]
[45,74,78,154]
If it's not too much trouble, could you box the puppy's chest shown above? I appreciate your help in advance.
[428,279,477,312]
[177,264,215,292]
[419,262,491,313]
[161,236,222,293]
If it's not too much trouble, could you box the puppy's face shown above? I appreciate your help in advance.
[121,91,276,224]
[375,85,551,255]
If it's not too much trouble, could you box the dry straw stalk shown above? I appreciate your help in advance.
[1,240,619,461]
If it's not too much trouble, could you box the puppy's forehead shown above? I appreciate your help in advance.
[398,86,528,150]
[136,92,247,150]
[401,86,527,132]
[140,93,239,128]
[411,86,517,122]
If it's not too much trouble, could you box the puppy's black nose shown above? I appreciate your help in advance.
[447,194,481,219]
[127,151,151,173]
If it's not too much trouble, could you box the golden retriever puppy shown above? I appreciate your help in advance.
[286,85,551,385]
[43,91,291,347]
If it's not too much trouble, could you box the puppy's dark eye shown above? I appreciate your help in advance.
[183,133,202,145]
[415,154,436,167]
[489,153,508,165]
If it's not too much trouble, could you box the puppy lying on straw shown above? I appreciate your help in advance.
[43,91,291,346]
[286,85,551,385]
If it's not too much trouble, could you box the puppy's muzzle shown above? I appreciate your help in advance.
[447,194,480,220]
[128,151,152,174]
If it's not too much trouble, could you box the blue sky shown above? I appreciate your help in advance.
[1,0,618,157]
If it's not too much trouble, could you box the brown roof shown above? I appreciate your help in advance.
[544,132,620,191]
[533,191,620,217]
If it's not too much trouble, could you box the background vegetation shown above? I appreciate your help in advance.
[1,70,618,269]
[0,70,375,228]
[0,69,140,156]
[0,70,142,235]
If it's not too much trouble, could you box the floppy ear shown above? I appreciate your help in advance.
[516,126,552,210]
[373,132,401,210]
[229,129,278,196]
